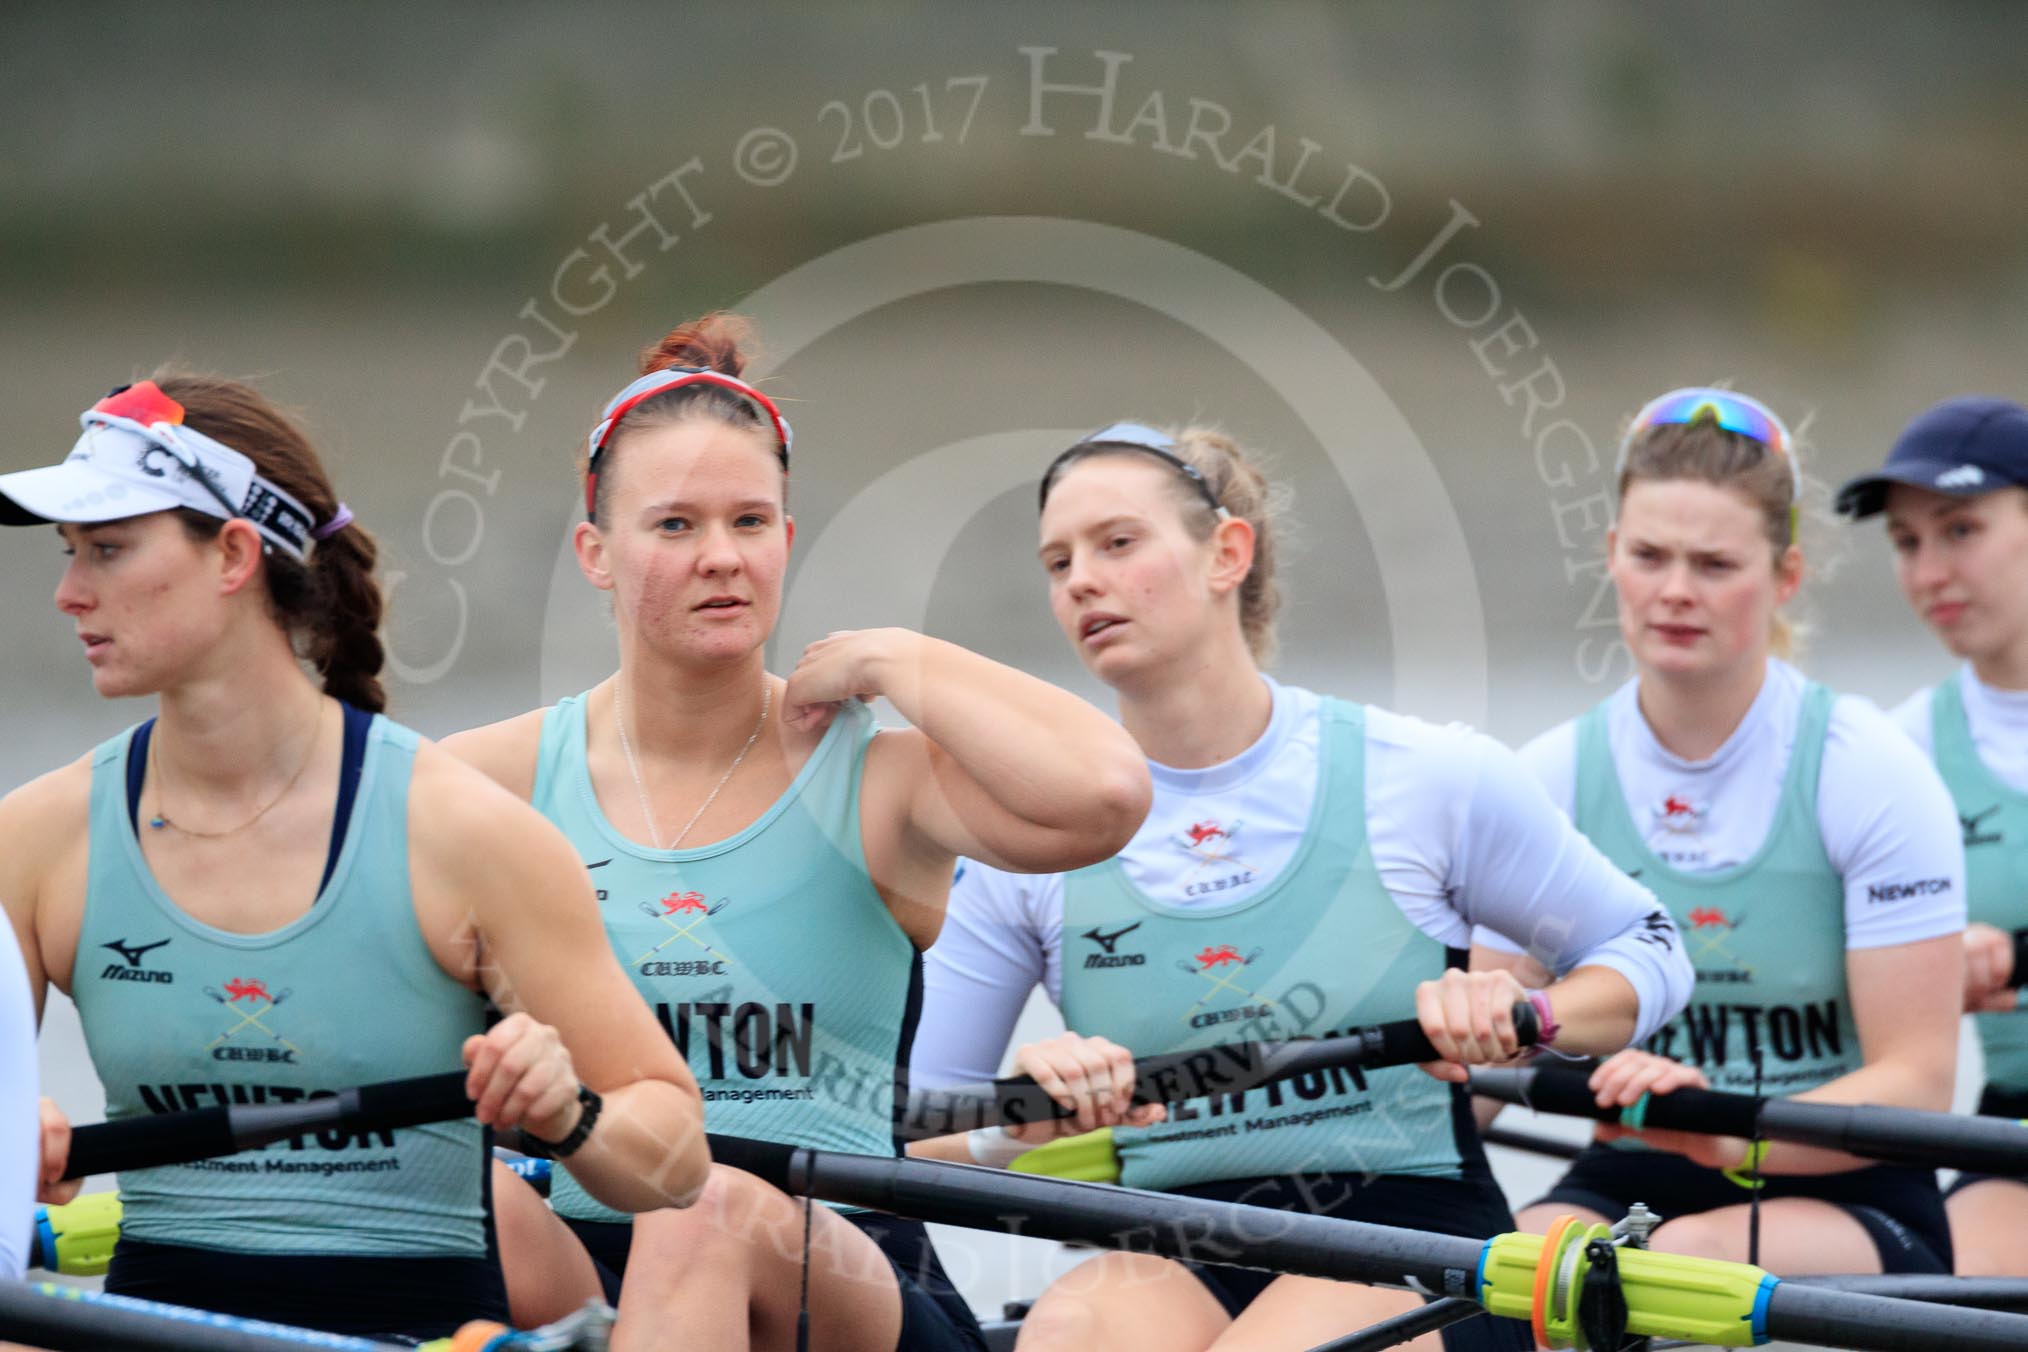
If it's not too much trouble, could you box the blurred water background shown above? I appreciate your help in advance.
[6,0,2026,1323]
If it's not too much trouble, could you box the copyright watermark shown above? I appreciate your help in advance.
[402,41,1609,1302]
[394,44,1613,707]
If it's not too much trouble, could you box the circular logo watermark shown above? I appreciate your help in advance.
[539,216,1488,723]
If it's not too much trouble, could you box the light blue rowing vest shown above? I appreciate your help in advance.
[1059,699,1467,1192]
[1573,682,1861,1097]
[1929,674,2028,1094]
[71,718,490,1257]
[531,695,917,1223]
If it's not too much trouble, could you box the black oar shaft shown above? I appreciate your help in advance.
[904,1002,1538,1139]
[711,1134,2028,1352]
[0,1283,406,1352]
[1472,1065,2028,1176]
[1766,1281,2028,1352]
[1481,1125,1583,1161]
[1784,1275,2028,1314]
[711,1134,1489,1290]
[1304,1297,1485,1352]
[64,1071,472,1180]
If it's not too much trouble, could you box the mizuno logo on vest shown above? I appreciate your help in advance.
[1081,922,1147,967]
[99,937,173,984]
[1962,806,2004,847]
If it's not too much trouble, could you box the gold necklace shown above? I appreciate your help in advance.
[614,681,771,850]
[149,707,322,839]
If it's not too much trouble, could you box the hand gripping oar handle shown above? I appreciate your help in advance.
[62,1071,473,1181]
[900,1000,1539,1139]
[1471,1063,2028,1175]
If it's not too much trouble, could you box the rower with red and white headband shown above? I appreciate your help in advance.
[442,312,1152,1352]
[1490,387,1968,1276]
[0,374,709,1340]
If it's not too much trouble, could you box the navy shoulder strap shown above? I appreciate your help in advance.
[125,704,374,897]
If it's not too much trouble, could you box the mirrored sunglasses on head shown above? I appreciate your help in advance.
[1617,387,1800,497]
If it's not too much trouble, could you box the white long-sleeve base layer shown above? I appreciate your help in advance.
[914,677,1693,1088]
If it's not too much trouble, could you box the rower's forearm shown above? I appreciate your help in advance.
[877,635,1148,838]
[906,1133,977,1164]
[559,1081,709,1212]
[1539,966,1638,1057]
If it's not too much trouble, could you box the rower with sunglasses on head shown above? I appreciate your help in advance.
[1838,397,2028,1277]
[0,375,709,1341]
[1489,388,1967,1276]
[442,313,1151,1352]
[909,422,1693,1352]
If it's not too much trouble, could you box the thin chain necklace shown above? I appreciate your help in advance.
[149,705,322,839]
[614,680,772,850]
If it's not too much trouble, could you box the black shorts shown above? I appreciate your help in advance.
[562,1211,985,1352]
[1163,1169,1532,1352]
[1945,1085,2028,1199]
[106,1237,510,1344]
[1532,1143,1951,1274]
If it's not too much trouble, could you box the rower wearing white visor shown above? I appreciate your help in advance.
[911,421,1692,1352]
[0,375,708,1341]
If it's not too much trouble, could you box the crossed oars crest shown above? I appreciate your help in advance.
[1686,907,1754,974]
[1177,819,1246,885]
[1175,944,1272,1025]
[203,979,299,1054]
[632,891,733,967]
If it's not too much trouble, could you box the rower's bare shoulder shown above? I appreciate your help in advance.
[0,755,94,989]
[435,708,548,800]
[405,736,590,973]
[0,754,93,877]
[408,734,558,854]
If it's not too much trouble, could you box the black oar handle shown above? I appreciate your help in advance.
[903,1001,1539,1139]
[63,1071,473,1181]
[1473,1064,2028,1176]
[1474,1062,1762,1137]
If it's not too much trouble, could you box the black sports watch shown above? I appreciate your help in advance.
[524,1084,602,1159]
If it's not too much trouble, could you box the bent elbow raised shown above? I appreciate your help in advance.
[1091,759,1153,848]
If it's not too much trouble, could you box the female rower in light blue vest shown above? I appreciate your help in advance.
[912,422,1693,1352]
[1837,395,2028,1276]
[444,314,1151,1352]
[1499,388,1967,1276]
[0,373,708,1341]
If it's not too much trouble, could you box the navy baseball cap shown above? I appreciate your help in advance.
[1836,396,2028,519]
